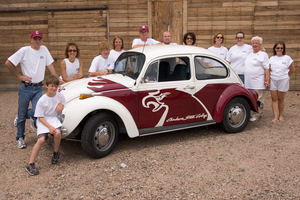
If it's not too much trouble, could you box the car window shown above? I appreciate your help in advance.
[114,52,145,80]
[194,56,227,80]
[144,57,190,83]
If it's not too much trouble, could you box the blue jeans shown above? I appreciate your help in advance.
[238,74,245,84]
[16,82,42,140]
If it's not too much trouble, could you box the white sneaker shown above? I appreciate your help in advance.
[17,138,26,149]
[249,117,257,122]
[14,116,18,127]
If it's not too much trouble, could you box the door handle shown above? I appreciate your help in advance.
[184,85,195,89]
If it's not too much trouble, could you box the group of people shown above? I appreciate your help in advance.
[5,26,295,175]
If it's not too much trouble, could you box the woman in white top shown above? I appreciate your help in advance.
[208,32,228,60]
[227,32,253,83]
[60,43,83,82]
[269,41,295,123]
[110,36,125,64]
[244,36,270,122]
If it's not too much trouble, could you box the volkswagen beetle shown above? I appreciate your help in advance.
[59,45,258,158]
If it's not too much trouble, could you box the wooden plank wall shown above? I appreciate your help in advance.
[0,0,299,90]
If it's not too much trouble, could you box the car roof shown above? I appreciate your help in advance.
[127,45,217,58]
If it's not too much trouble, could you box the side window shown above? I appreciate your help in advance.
[194,56,227,80]
[144,61,159,82]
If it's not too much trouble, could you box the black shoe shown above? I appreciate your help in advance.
[25,163,39,175]
[51,151,60,164]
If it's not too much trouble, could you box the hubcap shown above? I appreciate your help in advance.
[229,104,245,127]
[94,124,112,149]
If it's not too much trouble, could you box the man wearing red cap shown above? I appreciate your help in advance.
[132,25,162,48]
[5,30,63,149]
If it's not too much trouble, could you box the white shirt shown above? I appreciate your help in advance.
[227,44,252,75]
[64,58,80,78]
[8,45,54,83]
[208,46,228,59]
[35,92,66,135]
[110,49,125,63]
[88,55,114,73]
[244,51,269,89]
[269,55,294,80]
[132,38,160,48]
[164,43,177,45]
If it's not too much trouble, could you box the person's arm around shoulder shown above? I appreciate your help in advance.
[5,59,32,82]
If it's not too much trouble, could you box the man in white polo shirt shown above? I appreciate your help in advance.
[5,30,62,149]
[132,25,162,48]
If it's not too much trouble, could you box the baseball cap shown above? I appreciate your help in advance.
[31,30,43,39]
[139,25,149,32]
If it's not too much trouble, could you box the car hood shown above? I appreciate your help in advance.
[60,74,136,102]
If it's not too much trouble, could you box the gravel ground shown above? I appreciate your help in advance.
[1,91,300,199]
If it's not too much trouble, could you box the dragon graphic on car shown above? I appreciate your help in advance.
[142,91,171,127]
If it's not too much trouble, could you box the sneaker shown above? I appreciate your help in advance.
[51,151,60,164]
[14,116,18,127]
[249,117,257,122]
[30,117,36,131]
[25,163,39,175]
[17,138,26,149]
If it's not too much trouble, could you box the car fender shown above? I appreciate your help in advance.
[212,84,258,123]
[63,96,139,138]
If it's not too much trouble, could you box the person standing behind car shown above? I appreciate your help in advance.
[183,32,196,46]
[110,36,126,64]
[5,30,63,149]
[60,42,83,82]
[244,36,270,122]
[162,31,177,45]
[208,32,228,60]
[269,41,295,123]
[227,31,252,83]
[89,42,114,77]
[132,25,162,48]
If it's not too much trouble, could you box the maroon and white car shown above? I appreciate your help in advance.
[59,45,258,158]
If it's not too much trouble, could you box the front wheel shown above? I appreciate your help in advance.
[81,113,119,158]
[221,97,250,133]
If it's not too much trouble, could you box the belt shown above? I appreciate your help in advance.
[22,81,43,87]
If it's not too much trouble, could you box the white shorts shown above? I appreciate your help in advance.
[270,78,289,92]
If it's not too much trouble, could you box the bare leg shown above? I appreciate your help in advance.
[52,129,61,152]
[278,91,286,121]
[29,136,46,163]
[270,90,279,122]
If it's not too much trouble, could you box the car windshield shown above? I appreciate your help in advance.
[114,52,146,80]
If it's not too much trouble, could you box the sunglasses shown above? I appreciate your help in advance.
[236,37,244,39]
[216,36,223,39]
[186,37,193,40]
[276,47,284,50]
[68,50,77,52]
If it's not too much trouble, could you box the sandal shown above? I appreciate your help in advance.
[279,117,284,122]
[271,119,278,123]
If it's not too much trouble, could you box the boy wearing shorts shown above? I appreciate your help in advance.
[25,75,66,175]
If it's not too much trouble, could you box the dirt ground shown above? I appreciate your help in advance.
[1,91,300,199]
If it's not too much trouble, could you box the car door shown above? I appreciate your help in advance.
[137,56,198,129]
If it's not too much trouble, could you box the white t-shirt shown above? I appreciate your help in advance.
[88,55,114,73]
[208,46,228,59]
[269,55,294,81]
[132,38,160,48]
[110,49,125,63]
[8,45,54,83]
[164,43,177,45]
[64,58,80,78]
[227,44,252,75]
[34,92,66,135]
[244,51,269,89]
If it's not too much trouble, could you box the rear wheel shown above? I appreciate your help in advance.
[81,113,118,158]
[221,97,250,133]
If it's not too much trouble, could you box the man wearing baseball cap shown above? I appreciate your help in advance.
[5,30,63,149]
[132,25,162,48]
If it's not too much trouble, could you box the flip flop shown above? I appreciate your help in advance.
[271,119,278,123]
[279,117,284,122]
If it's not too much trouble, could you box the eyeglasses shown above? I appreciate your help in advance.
[276,47,284,50]
[186,37,193,40]
[236,37,244,39]
[68,50,77,52]
[140,30,148,34]
[216,36,223,39]
[102,49,110,52]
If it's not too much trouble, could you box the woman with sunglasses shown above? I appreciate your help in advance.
[60,42,83,82]
[208,32,228,60]
[227,31,252,83]
[183,32,196,46]
[269,41,295,123]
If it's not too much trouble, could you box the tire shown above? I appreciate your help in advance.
[81,113,119,158]
[221,97,250,133]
